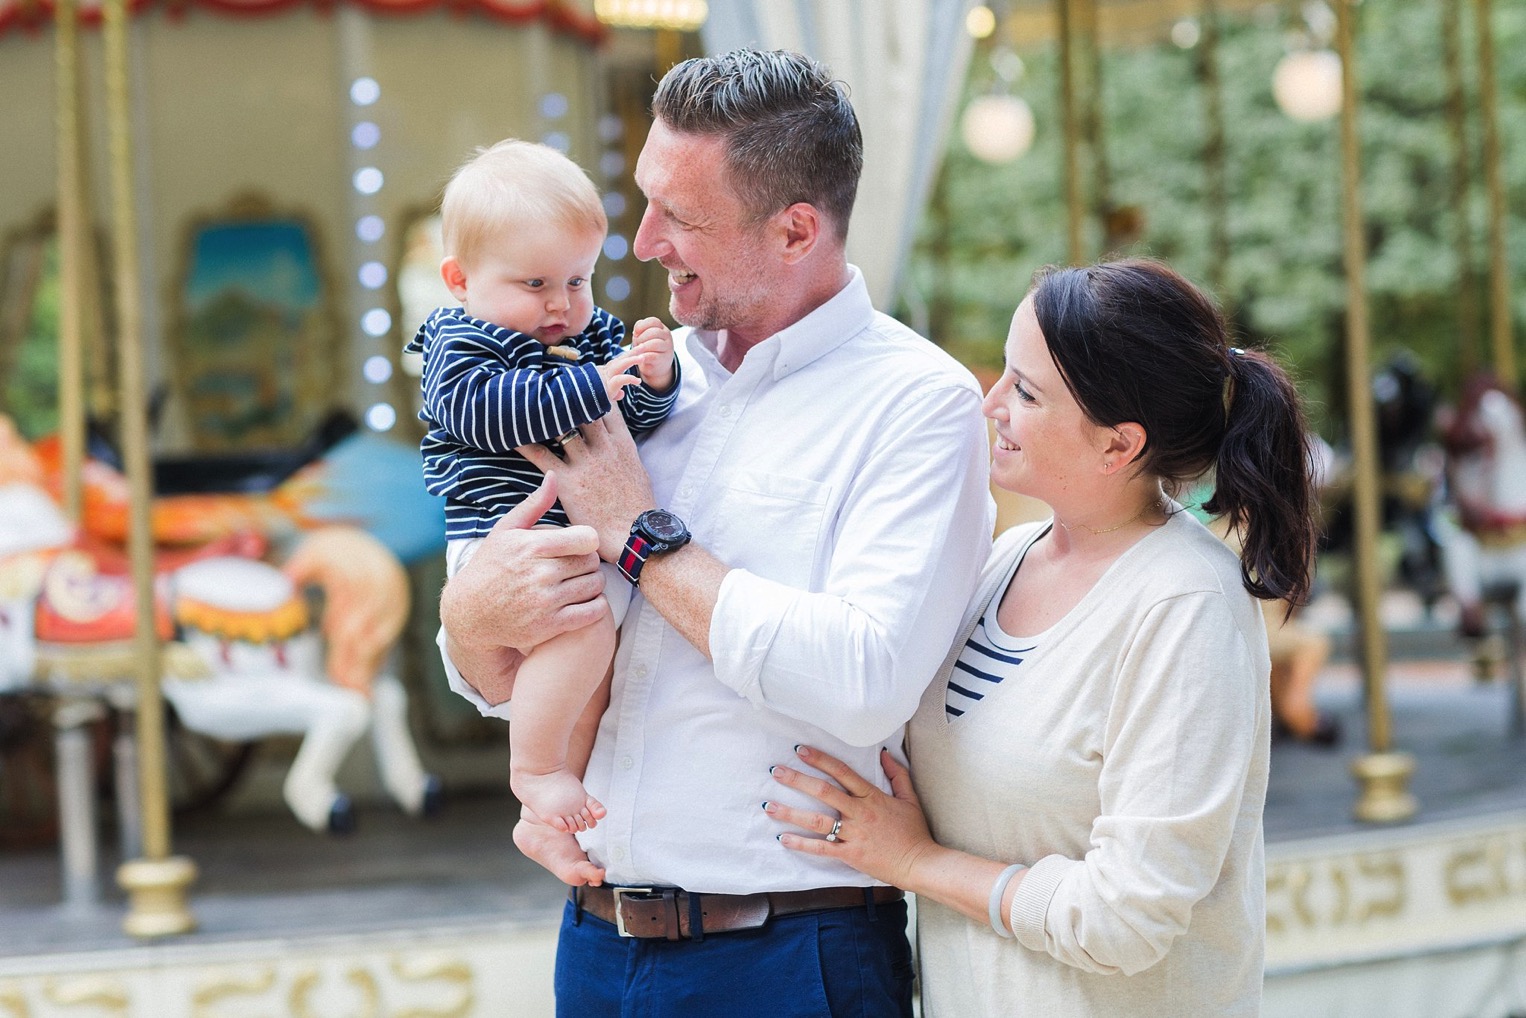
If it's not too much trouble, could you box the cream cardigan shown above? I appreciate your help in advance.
[908,510,1270,1017]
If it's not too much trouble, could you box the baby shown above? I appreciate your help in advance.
[406,140,677,879]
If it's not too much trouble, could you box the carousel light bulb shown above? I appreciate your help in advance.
[604,235,629,261]
[366,403,397,432]
[363,355,393,384]
[1272,49,1343,122]
[960,94,1036,165]
[606,276,631,302]
[966,5,996,39]
[349,78,380,107]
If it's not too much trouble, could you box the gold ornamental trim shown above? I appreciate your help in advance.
[175,596,309,644]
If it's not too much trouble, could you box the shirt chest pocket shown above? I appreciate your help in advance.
[704,470,832,589]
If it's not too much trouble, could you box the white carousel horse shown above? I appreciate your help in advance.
[0,479,439,834]
[1435,382,1526,636]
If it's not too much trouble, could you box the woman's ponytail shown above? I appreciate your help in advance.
[1202,349,1318,606]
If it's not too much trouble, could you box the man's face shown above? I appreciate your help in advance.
[632,121,776,336]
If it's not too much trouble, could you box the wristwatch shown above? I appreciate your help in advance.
[617,509,691,586]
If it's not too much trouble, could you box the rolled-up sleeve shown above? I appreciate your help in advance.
[707,385,995,747]
[1008,593,1261,974]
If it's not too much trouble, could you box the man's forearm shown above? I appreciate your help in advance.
[634,543,728,659]
[442,634,524,706]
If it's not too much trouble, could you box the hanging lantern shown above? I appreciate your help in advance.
[1272,49,1343,122]
[961,94,1036,164]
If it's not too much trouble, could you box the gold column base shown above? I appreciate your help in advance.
[117,855,198,938]
[1351,751,1419,824]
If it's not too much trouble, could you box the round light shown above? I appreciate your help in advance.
[602,192,627,218]
[600,151,625,178]
[603,235,629,261]
[356,215,385,243]
[1272,49,1343,122]
[960,94,1036,165]
[598,114,624,144]
[605,276,631,302]
[539,93,570,120]
[353,167,384,195]
[542,132,571,153]
[966,5,996,39]
[366,403,397,432]
[350,77,380,107]
[1171,19,1201,49]
[362,308,393,337]
[352,121,380,150]
[363,355,394,384]
[359,261,388,289]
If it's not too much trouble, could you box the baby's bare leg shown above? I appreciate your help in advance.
[509,610,615,833]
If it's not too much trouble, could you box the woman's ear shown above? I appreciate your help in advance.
[1099,422,1147,474]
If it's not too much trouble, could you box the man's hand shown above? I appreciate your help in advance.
[440,472,607,703]
[519,411,657,564]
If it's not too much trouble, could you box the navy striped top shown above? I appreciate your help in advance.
[405,306,680,538]
[946,602,1037,719]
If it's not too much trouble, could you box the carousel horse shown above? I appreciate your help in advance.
[1435,376,1526,639]
[0,416,440,834]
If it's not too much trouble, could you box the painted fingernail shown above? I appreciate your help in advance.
[775,834,784,842]
[795,744,807,756]
[761,801,771,811]
[768,765,777,776]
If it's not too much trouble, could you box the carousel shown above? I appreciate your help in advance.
[0,0,1523,1015]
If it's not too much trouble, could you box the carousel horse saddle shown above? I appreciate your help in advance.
[32,532,277,644]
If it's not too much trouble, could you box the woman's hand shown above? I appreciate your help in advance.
[767,745,941,890]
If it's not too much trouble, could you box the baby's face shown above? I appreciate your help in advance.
[456,227,604,344]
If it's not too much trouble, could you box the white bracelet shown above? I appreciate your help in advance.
[988,864,1026,938]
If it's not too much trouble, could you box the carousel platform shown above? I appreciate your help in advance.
[2,604,1525,1018]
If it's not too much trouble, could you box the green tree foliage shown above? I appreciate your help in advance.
[906,0,1526,437]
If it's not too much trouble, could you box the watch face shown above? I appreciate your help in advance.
[640,510,688,543]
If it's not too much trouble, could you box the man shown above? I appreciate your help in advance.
[440,49,993,1015]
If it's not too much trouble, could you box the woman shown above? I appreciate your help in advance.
[766,260,1316,1016]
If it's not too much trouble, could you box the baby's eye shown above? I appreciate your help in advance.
[524,278,545,289]
[568,277,588,289]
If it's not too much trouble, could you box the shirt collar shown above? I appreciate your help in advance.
[683,265,874,383]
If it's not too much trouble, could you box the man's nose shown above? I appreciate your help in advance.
[632,205,663,261]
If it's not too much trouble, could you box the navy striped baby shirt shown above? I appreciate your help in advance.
[406,306,679,538]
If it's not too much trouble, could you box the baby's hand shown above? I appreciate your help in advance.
[629,318,676,393]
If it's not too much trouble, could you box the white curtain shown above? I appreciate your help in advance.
[702,0,976,311]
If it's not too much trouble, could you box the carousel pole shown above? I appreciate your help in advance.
[101,0,198,936]
[1441,0,1480,378]
[1056,0,1085,265]
[54,0,88,523]
[50,0,107,914]
[1335,0,1417,824]
[1472,0,1515,386]
[1198,0,1231,300]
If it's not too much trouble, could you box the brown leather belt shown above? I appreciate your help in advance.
[574,884,905,940]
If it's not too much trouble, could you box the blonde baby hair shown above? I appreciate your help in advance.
[440,139,607,268]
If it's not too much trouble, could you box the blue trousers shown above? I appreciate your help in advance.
[553,895,915,1018]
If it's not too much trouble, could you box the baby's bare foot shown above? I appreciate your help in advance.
[511,767,606,833]
[514,812,605,886]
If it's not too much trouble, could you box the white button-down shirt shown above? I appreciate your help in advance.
[446,267,993,893]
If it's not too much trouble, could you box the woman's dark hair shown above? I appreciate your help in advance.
[1030,259,1318,606]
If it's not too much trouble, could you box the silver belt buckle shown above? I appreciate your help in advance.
[612,886,656,938]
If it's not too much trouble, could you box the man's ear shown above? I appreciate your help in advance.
[440,256,469,301]
[777,203,822,265]
[1100,422,1148,474]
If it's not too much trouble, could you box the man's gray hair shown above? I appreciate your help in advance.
[652,49,862,240]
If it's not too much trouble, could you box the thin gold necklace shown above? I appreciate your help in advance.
[1056,497,1163,536]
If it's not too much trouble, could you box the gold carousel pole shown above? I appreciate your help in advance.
[1056,0,1085,265]
[54,0,87,522]
[1473,0,1515,385]
[101,0,198,936]
[1199,0,1230,300]
[1441,0,1479,378]
[1335,0,1417,824]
